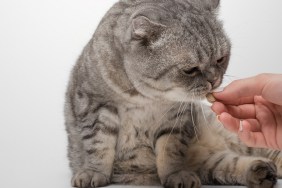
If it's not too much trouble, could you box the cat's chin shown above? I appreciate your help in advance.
[162,88,208,102]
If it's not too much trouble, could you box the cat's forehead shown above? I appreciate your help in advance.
[158,45,210,66]
[157,16,228,61]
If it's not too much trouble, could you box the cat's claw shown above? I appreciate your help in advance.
[71,170,109,188]
[164,170,201,188]
[246,160,277,188]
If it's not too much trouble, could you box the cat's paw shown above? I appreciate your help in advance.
[246,160,277,188]
[164,170,201,188]
[71,170,110,188]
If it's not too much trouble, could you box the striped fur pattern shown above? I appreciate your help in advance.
[65,0,282,187]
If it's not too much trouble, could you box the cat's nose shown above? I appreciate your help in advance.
[205,68,220,87]
[209,78,220,87]
[207,77,217,86]
[205,68,215,81]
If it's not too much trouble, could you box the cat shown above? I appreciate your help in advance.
[64,0,282,188]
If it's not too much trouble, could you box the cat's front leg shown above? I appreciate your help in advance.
[155,133,201,188]
[71,106,119,188]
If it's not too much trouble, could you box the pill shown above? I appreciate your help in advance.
[206,93,216,103]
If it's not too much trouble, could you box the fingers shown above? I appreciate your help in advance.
[213,75,266,105]
[259,74,282,105]
[213,74,282,106]
[254,96,281,113]
[237,121,268,149]
[217,112,260,132]
[238,120,280,150]
[216,109,280,150]
[218,112,240,133]
[217,113,268,148]
[210,74,282,150]
[212,102,256,119]
[254,102,279,150]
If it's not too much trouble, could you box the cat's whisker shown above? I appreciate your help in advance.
[223,74,240,84]
[162,101,183,151]
[157,93,188,158]
[178,103,186,135]
[161,96,186,158]
[191,94,199,142]
[200,101,211,131]
[156,102,178,125]
[194,91,209,130]
[223,74,237,78]
[200,101,207,124]
[179,92,192,134]
[192,92,201,133]
[179,102,188,134]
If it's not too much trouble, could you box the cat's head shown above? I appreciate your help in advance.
[123,0,230,102]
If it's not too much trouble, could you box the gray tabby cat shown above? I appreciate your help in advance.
[65,0,282,187]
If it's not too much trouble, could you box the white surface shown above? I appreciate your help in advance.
[105,182,282,188]
[0,0,282,188]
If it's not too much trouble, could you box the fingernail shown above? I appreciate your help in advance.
[239,120,243,132]
[213,87,224,93]
[216,115,224,127]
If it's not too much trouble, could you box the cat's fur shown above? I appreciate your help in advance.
[65,0,282,187]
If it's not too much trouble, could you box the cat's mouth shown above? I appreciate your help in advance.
[189,89,211,99]
[189,82,223,101]
[212,81,222,91]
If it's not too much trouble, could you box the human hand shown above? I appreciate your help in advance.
[211,74,282,150]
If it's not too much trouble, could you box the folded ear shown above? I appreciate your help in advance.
[189,0,220,11]
[206,0,220,9]
[132,16,166,41]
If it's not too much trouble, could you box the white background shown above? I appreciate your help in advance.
[0,0,282,188]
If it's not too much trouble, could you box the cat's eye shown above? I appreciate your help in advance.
[182,67,200,76]
[217,56,226,64]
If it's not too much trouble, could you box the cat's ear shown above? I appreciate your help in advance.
[132,16,166,40]
[190,0,220,11]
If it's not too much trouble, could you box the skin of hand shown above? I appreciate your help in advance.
[211,73,282,150]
